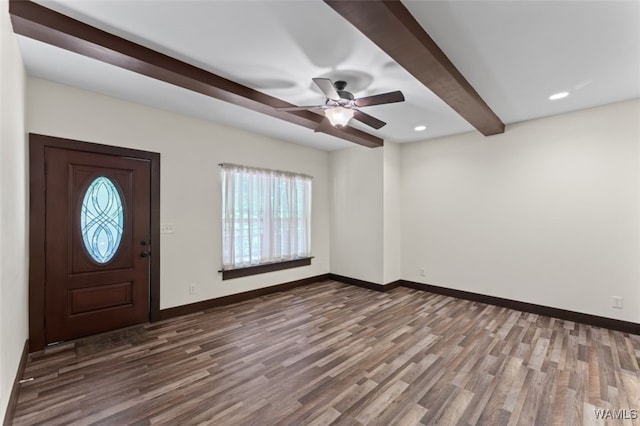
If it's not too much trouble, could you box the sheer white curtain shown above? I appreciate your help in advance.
[221,164,312,270]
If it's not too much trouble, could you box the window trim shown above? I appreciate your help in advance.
[220,257,313,280]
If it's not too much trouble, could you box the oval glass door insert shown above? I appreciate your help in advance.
[80,176,124,263]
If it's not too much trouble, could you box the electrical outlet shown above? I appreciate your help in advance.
[419,267,425,277]
[189,283,197,295]
[161,223,175,234]
[612,296,623,309]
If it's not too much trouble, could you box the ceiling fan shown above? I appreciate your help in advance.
[276,78,405,130]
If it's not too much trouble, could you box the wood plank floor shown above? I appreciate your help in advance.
[12,281,640,425]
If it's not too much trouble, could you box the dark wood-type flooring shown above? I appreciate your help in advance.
[12,281,640,425]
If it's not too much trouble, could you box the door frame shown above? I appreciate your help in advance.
[29,133,161,352]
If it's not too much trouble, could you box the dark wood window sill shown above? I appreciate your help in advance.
[220,257,312,280]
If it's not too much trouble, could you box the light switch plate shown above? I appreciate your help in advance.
[161,223,175,234]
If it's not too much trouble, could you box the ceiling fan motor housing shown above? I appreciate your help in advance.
[334,80,355,100]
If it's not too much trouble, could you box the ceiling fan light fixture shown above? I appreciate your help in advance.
[325,106,354,127]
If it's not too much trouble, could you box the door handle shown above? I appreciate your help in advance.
[140,251,150,258]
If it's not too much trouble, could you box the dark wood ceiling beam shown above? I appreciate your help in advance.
[324,0,505,136]
[9,0,382,148]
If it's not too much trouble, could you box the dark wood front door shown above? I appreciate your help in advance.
[44,147,151,344]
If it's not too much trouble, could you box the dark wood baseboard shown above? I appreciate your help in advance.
[160,274,330,320]
[328,274,402,292]
[401,280,640,336]
[3,340,29,426]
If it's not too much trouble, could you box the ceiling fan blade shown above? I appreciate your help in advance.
[354,90,405,107]
[312,78,341,100]
[353,110,386,129]
[314,117,335,133]
[275,105,324,111]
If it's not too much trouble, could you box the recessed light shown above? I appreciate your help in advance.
[549,91,569,100]
[414,125,427,131]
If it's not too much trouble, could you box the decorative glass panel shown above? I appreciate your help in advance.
[80,176,124,263]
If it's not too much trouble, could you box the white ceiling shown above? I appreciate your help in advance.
[18,0,640,151]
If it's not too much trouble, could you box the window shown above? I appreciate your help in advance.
[221,163,312,278]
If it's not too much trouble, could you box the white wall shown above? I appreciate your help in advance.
[330,143,401,285]
[383,142,401,283]
[0,0,29,419]
[27,78,331,309]
[402,99,640,322]
[330,146,384,284]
